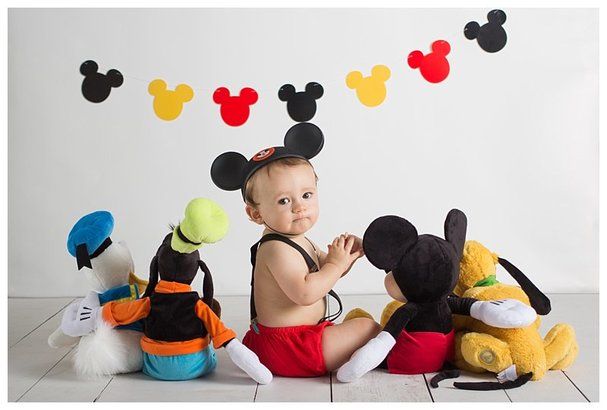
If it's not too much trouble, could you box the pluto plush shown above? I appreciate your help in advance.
[49,210,148,377]
[450,240,579,389]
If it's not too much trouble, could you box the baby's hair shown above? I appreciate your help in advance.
[244,157,318,206]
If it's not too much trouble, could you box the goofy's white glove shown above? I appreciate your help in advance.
[61,291,102,337]
[470,299,536,328]
[336,331,396,383]
[225,338,273,384]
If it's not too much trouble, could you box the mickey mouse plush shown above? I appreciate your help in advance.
[336,209,537,383]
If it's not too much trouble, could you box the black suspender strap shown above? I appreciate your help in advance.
[249,234,343,328]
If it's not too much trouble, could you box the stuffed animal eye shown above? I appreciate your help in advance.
[278,198,291,205]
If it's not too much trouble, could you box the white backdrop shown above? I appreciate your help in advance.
[8,8,598,297]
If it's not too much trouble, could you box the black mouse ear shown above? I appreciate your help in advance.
[284,123,324,159]
[444,209,467,259]
[487,9,507,25]
[363,215,418,271]
[106,69,124,88]
[464,21,480,40]
[278,84,296,102]
[80,60,98,76]
[305,82,324,100]
[210,151,248,191]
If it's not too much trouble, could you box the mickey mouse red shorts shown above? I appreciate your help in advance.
[242,321,334,377]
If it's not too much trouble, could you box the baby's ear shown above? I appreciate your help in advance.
[245,204,263,225]
[363,215,418,271]
[210,151,248,191]
[444,209,467,259]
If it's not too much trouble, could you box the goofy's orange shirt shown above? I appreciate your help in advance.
[102,280,236,356]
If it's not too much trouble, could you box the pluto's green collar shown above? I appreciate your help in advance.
[473,275,500,288]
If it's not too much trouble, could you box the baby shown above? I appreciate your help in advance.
[211,136,381,377]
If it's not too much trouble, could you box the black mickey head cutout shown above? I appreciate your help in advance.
[210,127,324,197]
[464,9,508,53]
[278,82,324,122]
[80,60,124,103]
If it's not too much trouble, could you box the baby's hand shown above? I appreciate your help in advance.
[326,234,362,275]
[346,233,365,257]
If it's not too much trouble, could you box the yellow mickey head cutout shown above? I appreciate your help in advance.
[148,79,194,121]
[346,65,391,107]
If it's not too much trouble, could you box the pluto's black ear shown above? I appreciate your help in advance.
[210,151,248,191]
[363,215,419,271]
[498,257,551,315]
[444,209,467,259]
[284,123,324,159]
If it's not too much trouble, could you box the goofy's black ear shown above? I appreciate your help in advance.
[211,151,248,191]
[444,209,467,259]
[142,256,159,299]
[284,123,324,159]
[198,260,214,308]
[363,215,418,271]
[498,257,551,315]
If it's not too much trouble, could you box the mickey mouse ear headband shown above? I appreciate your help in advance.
[211,125,324,199]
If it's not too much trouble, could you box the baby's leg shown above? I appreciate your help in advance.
[322,318,381,371]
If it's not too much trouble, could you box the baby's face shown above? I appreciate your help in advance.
[249,163,319,236]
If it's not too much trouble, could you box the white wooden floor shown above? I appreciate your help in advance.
[8,293,598,402]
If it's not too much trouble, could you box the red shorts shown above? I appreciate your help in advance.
[242,321,334,377]
[387,329,455,374]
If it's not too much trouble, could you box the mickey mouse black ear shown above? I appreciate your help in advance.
[487,9,507,25]
[444,209,467,259]
[80,60,98,76]
[106,69,124,88]
[464,21,480,40]
[278,84,296,102]
[363,215,419,271]
[284,123,324,159]
[210,151,248,191]
[305,82,324,100]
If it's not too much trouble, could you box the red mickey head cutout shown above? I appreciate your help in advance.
[408,40,451,83]
[213,87,258,127]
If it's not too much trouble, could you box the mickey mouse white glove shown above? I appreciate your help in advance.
[337,331,396,383]
[61,291,102,337]
[470,299,536,328]
[225,338,273,384]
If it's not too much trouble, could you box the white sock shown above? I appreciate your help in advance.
[225,339,273,384]
[336,331,396,383]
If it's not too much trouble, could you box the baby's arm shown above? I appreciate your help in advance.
[265,236,358,306]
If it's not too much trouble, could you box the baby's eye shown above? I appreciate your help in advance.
[278,198,290,205]
[302,192,313,199]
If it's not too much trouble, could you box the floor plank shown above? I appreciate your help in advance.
[18,349,112,402]
[8,298,75,347]
[8,302,76,401]
[331,371,431,402]
[255,375,331,402]
[538,294,598,402]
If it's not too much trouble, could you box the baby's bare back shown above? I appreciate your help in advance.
[253,239,327,327]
